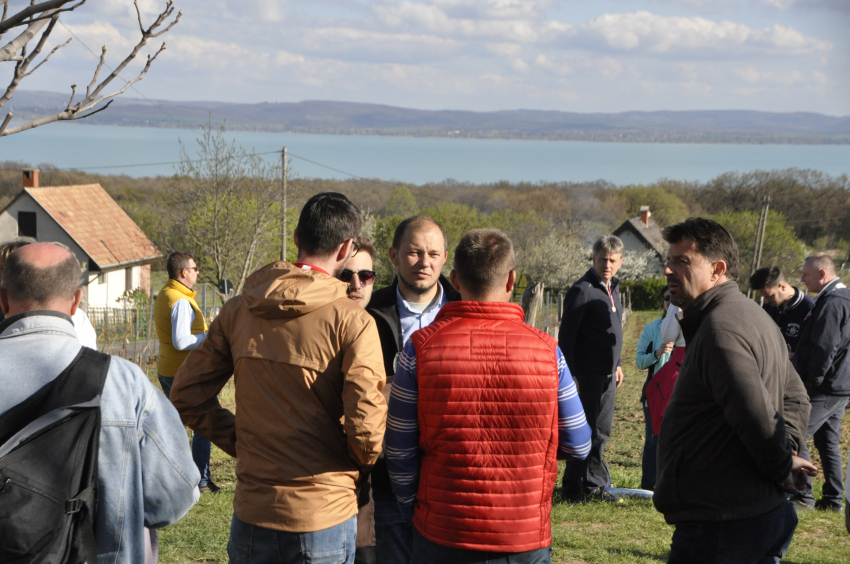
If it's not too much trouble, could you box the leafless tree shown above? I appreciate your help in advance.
[0,0,180,136]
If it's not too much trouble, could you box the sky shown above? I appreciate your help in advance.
[7,0,850,115]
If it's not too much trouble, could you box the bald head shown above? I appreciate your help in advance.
[0,243,82,317]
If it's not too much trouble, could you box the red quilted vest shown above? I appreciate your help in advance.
[409,301,560,552]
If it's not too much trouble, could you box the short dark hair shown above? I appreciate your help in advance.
[453,228,515,294]
[749,265,785,290]
[355,236,374,258]
[662,218,740,281]
[391,215,447,252]
[296,193,362,257]
[1,245,81,304]
[167,252,195,279]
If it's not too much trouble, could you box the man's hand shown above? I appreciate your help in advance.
[776,452,817,494]
[615,366,624,389]
[655,342,675,358]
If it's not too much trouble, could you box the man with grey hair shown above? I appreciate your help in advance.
[0,243,199,563]
[793,253,850,511]
[558,234,626,503]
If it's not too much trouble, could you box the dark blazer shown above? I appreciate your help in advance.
[365,274,460,496]
[763,286,814,354]
[557,268,623,377]
[654,281,810,524]
[793,278,850,396]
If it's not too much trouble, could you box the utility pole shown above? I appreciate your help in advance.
[280,146,288,261]
[747,196,771,298]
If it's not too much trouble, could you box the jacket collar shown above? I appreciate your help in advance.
[0,310,74,337]
[166,278,197,299]
[370,274,460,314]
[434,300,525,322]
[814,277,844,303]
[678,281,740,343]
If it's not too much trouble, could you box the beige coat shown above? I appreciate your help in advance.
[171,261,387,532]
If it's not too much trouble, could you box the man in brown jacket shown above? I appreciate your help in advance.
[172,192,387,564]
[654,217,815,564]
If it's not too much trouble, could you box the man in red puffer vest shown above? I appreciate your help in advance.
[385,228,592,564]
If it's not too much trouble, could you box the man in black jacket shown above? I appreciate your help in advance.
[749,265,814,358]
[655,218,814,563]
[558,235,625,503]
[366,215,460,564]
[793,253,850,511]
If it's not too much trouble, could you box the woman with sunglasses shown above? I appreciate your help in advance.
[635,285,675,491]
[336,236,379,564]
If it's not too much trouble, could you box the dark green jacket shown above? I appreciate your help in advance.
[654,281,810,523]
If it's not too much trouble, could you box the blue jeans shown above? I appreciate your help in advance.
[373,491,412,564]
[227,513,357,564]
[668,500,798,564]
[410,528,551,564]
[158,375,212,487]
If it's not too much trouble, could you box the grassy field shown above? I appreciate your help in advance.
[148,310,850,563]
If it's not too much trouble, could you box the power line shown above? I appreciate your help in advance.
[57,20,183,124]
[287,151,400,187]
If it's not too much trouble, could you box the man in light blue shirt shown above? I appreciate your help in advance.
[397,276,447,347]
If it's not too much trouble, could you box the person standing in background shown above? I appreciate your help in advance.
[558,235,625,503]
[154,252,217,493]
[750,265,814,359]
[635,285,674,491]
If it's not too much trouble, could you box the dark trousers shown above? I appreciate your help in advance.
[797,393,848,506]
[158,375,213,487]
[668,500,797,564]
[640,401,658,491]
[373,490,413,564]
[562,373,616,497]
[410,528,550,564]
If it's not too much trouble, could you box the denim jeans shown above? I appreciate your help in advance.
[640,402,658,491]
[796,394,848,506]
[410,528,551,564]
[158,375,212,487]
[227,513,357,564]
[668,500,798,564]
[373,491,412,564]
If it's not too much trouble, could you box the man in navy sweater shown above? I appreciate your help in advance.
[749,265,814,359]
[558,235,625,503]
[793,253,850,511]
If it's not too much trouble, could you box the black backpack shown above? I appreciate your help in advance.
[0,347,111,564]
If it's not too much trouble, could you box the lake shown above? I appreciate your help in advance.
[1,123,848,185]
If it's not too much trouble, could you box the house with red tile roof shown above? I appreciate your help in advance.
[0,170,162,308]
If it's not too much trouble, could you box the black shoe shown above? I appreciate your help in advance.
[200,481,221,494]
[586,487,624,503]
[814,498,842,512]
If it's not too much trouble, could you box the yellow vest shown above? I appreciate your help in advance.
[155,279,208,377]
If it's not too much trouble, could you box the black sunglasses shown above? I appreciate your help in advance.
[338,269,377,285]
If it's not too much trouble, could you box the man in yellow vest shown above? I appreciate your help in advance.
[155,251,217,493]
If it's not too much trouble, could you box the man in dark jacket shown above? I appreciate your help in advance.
[793,253,850,511]
[366,215,459,564]
[655,218,815,564]
[558,235,625,503]
[749,265,814,358]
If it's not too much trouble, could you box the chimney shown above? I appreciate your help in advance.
[23,168,39,189]
[640,206,651,226]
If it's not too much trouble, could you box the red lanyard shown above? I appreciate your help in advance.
[605,283,616,312]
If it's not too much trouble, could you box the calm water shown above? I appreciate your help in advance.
[1,123,848,185]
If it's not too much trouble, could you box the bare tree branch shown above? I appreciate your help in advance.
[0,112,12,136]
[0,0,83,35]
[0,0,180,137]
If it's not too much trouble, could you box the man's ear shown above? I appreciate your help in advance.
[506,269,517,295]
[713,260,728,279]
[335,238,354,263]
[293,229,299,250]
[70,289,83,316]
[0,288,9,315]
[388,247,399,268]
[449,269,461,292]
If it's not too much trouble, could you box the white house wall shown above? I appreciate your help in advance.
[0,194,89,267]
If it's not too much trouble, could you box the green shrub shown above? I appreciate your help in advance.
[620,277,668,311]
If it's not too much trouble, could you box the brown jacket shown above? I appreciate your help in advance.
[171,261,387,532]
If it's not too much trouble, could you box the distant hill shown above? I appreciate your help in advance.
[8,91,850,144]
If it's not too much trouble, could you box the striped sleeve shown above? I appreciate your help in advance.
[385,340,420,521]
[557,347,592,460]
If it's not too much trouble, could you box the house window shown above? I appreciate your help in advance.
[18,211,37,238]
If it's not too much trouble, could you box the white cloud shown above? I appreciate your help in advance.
[572,11,833,56]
